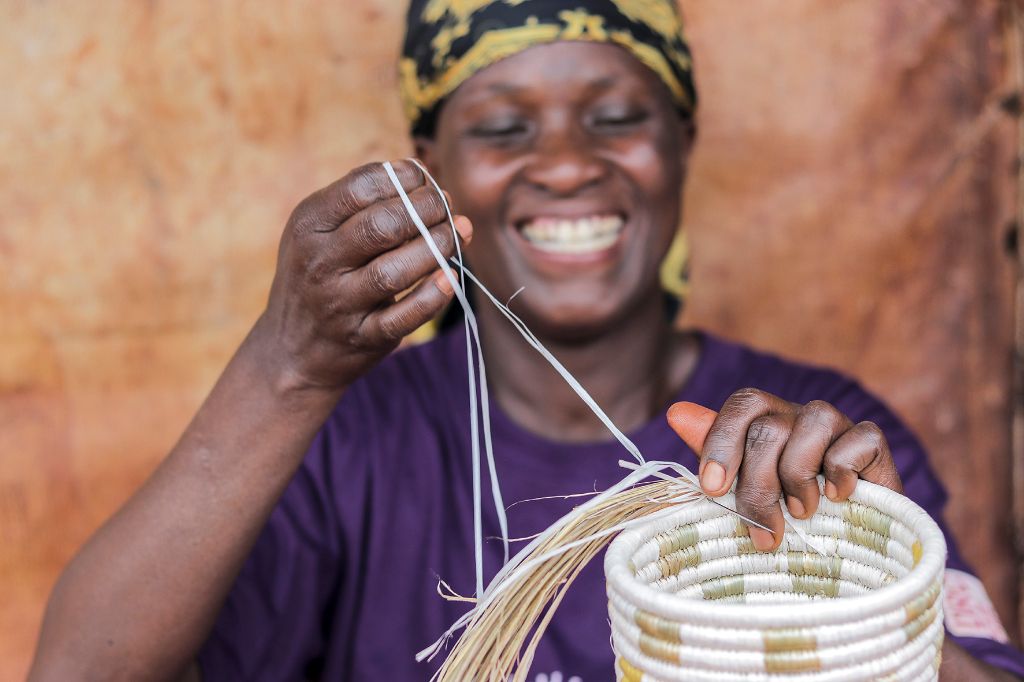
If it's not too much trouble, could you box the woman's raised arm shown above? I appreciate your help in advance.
[29,160,469,681]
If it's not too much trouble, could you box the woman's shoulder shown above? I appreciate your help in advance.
[692,331,912,433]
[692,329,936,491]
[692,330,859,404]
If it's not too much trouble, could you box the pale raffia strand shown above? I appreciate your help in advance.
[433,472,702,682]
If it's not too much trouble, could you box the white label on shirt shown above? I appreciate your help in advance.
[534,673,581,682]
[944,568,1010,643]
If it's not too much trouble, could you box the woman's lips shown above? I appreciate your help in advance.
[514,214,626,260]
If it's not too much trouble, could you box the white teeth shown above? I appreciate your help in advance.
[520,215,624,254]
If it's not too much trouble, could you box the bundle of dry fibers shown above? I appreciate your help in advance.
[431,468,706,681]
[607,478,947,682]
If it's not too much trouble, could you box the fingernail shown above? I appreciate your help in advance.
[453,216,473,242]
[701,461,726,493]
[786,495,805,519]
[824,481,838,501]
[749,527,775,552]
[433,270,454,295]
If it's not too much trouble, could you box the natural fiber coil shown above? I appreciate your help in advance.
[605,478,947,682]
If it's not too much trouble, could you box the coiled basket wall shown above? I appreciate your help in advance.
[605,479,947,682]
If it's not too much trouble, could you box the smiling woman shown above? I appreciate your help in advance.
[24,1,1024,681]
[419,39,692,342]
[419,40,690,344]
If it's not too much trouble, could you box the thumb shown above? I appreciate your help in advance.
[666,401,718,456]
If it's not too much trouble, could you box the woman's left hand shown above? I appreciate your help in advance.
[667,388,903,551]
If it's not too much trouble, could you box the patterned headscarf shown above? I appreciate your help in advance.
[399,0,697,137]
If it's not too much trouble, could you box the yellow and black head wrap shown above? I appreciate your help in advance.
[399,0,698,137]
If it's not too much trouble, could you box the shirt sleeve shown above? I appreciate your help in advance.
[196,409,351,681]
[820,376,1024,677]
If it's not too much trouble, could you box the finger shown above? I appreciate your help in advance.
[360,270,455,346]
[822,421,902,501]
[351,217,471,303]
[735,413,793,551]
[337,185,453,266]
[666,401,718,455]
[700,388,796,497]
[291,159,425,235]
[777,400,853,519]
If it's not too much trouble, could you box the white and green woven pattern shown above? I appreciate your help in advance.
[605,478,947,681]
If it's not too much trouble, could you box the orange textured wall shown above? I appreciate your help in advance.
[1,1,1019,678]
[680,0,1020,641]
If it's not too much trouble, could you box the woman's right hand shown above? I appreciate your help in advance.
[254,159,470,395]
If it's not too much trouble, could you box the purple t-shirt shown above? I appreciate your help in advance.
[199,329,1024,680]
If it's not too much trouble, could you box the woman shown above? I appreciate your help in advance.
[30,1,1024,680]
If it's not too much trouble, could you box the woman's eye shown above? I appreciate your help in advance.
[591,110,649,130]
[468,120,530,140]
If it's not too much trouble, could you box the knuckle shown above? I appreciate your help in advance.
[778,455,817,483]
[726,387,771,414]
[746,414,787,448]
[362,221,392,253]
[415,189,447,224]
[345,326,378,354]
[737,488,779,518]
[796,401,841,444]
[734,387,768,404]
[854,421,886,453]
[389,158,424,185]
[305,257,333,286]
[822,457,850,481]
[341,164,386,212]
[429,224,457,254]
[703,430,748,465]
[383,294,440,342]
[320,293,347,317]
[361,207,403,251]
[779,471,819,500]
[800,400,837,423]
[365,260,398,294]
[855,420,884,439]
[290,194,327,234]
[376,313,406,342]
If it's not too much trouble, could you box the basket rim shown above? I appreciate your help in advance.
[604,479,947,628]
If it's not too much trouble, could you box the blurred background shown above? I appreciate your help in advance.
[2,1,1023,678]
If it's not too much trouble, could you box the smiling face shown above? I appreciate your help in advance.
[418,41,692,341]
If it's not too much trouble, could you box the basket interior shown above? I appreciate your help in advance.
[628,496,921,604]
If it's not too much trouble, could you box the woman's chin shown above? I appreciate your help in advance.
[512,295,630,343]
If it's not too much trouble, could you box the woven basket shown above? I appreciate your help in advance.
[605,478,947,682]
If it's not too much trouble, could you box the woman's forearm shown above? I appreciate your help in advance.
[29,319,344,681]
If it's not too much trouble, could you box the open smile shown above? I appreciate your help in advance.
[513,213,627,259]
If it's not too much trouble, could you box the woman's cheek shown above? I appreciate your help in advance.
[458,159,520,228]
[614,137,680,192]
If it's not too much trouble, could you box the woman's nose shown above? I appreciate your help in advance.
[522,130,607,197]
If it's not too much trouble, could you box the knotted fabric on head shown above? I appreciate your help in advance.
[399,0,698,137]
